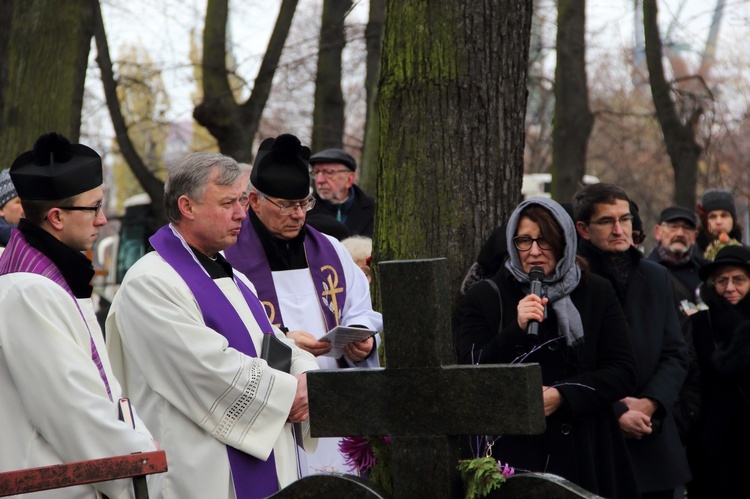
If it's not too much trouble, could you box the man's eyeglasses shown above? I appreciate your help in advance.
[513,235,553,251]
[587,214,633,229]
[312,168,350,178]
[259,193,315,216]
[712,274,749,290]
[59,202,103,217]
[239,193,250,209]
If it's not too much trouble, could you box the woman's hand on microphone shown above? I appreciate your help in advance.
[517,294,548,331]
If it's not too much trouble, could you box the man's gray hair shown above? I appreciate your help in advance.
[164,152,240,223]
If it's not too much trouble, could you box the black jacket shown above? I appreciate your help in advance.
[647,246,706,305]
[457,269,639,498]
[646,246,704,443]
[687,286,750,498]
[578,241,691,493]
[310,184,374,237]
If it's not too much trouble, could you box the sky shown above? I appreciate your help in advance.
[89,0,750,141]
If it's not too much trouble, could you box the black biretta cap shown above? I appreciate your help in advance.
[10,132,103,200]
[251,134,311,200]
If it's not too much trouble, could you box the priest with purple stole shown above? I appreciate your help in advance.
[106,152,320,499]
[224,134,383,476]
[0,133,157,499]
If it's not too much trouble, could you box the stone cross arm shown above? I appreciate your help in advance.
[308,363,544,438]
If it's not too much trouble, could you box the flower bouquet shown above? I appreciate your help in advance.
[339,434,514,499]
[704,232,742,261]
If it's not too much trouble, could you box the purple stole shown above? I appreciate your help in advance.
[0,229,113,400]
[224,217,347,330]
[149,225,280,499]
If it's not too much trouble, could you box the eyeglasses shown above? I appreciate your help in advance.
[513,235,553,251]
[587,214,633,229]
[259,193,315,216]
[239,193,250,209]
[712,274,749,290]
[312,168,350,178]
[59,202,103,217]
[661,222,695,232]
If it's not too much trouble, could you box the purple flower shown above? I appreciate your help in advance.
[498,461,515,477]
[339,436,377,476]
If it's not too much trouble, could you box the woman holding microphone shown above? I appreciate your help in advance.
[456,197,638,498]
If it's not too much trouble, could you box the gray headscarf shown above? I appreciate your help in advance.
[504,197,584,346]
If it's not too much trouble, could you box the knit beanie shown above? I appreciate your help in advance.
[0,169,18,208]
[701,189,737,220]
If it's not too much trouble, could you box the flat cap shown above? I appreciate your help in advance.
[309,148,356,172]
[659,206,697,228]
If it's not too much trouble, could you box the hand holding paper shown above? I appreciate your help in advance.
[344,336,374,362]
[319,325,377,359]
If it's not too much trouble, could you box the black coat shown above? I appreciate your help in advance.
[310,184,375,237]
[687,286,750,498]
[456,269,639,498]
[646,247,706,306]
[578,242,692,493]
[646,247,704,443]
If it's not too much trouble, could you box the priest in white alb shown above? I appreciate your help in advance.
[106,152,319,499]
[224,134,382,476]
[0,133,157,499]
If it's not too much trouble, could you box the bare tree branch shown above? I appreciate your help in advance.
[643,0,702,208]
[92,0,165,222]
[194,0,299,161]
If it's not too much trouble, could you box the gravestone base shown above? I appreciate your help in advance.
[270,472,599,499]
[270,474,388,499]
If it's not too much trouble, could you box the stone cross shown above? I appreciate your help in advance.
[305,258,546,498]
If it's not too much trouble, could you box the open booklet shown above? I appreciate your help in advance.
[319,325,377,358]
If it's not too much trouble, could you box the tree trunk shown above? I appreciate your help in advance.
[0,0,13,126]
[0,0,94,167]
[358,0,385,195]
[311,0,352,153]
[194,0,299,162]
[92,0,166,223]
[550,0,593,204]
[643,0,702,208]
[376,0,532,305]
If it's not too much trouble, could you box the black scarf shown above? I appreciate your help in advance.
[577,239,640,305]
[17,219,95,298]
[248,210,308,271]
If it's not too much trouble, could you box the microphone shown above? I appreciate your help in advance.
[527,266,545,337]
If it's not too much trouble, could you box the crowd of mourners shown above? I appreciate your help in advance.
[454,185,749,498]
[0,130,747,499]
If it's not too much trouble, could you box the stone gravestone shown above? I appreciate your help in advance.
[273,258,598,498]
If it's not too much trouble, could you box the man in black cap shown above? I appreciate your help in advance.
[648,206,707,314]
[0,132,157,498]
[308,148,375,237]
[224,134,382,476]
[647,206,705,463]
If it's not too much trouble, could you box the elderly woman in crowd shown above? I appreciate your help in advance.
[456,197,638,498]
[686,245,750,498]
